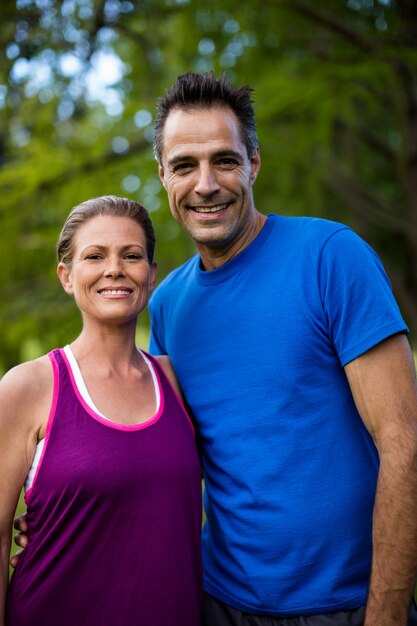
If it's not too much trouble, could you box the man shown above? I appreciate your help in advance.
[13,72,417,625]
[149,72,417,625]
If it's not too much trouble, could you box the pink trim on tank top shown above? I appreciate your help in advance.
[25,351,60,503]
[147,354,196,437]
[59,348,165,431]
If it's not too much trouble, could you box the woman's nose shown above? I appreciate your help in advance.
[104,256,125,277]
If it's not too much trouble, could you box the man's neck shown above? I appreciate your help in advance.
[198,211,267,271]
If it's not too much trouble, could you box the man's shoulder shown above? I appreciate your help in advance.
[274,214,350,240]
[150,254,199,309]
[157,254,199,291]
[267,214,354,258]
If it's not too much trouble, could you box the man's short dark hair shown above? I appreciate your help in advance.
[154,71,258,163]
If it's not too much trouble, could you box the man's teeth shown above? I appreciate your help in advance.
[194,204,227,213]
[100,290,131,295]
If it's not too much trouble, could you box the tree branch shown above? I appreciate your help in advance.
[325,165,417,241]
[36,136,150,194]
[338,120,398,164]
[280,0,379,53]
[0,137,150,208]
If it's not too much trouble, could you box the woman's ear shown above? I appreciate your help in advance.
[57,262,74,295]
[149,262,158,294]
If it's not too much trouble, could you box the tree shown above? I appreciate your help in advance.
[0,0,416,372]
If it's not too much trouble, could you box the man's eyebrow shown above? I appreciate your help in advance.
[167,154,195,166]
[212,150,243,161]
[167,150,243,166]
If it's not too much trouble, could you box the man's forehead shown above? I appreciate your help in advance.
[161,106,244,156]
[167,103,236,120]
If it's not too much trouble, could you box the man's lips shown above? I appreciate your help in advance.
[189,203,229,214]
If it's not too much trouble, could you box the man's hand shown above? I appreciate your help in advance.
[9,513,28,569]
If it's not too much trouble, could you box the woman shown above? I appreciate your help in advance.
[0,196,203,626]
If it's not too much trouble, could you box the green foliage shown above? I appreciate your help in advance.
[0,0,416,372]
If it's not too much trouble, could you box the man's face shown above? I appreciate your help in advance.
[158,106,260,253]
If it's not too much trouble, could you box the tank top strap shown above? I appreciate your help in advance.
[47,347,89,426]
[48,347,75,398]
[49,347,69,379]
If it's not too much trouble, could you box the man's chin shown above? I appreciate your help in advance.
[192,231,235,250]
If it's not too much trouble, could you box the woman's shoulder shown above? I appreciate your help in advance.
[0,355,55,484]
[0,354,54,412]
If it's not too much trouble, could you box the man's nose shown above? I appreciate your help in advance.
[194,164,220,196]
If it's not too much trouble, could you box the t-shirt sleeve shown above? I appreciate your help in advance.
[318,227,408,366]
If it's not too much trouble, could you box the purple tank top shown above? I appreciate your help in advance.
[7,349,203,626]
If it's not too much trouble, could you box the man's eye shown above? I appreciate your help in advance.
[217,158,238,168]
[173,163,193,173]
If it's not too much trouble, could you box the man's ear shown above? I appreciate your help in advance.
[250,148,261,184]
[57,262,74,295]
[158,164,166,189]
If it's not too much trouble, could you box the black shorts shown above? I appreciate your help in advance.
[204,592,417,626]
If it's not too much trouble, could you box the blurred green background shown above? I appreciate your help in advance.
[0,0,416,372]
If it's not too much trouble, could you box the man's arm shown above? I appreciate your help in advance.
[345,333,417,626]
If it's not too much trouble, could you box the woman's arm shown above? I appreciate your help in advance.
[0,358,52,626]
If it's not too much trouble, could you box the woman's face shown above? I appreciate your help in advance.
[58,214,157,325]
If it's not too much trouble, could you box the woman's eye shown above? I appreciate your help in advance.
[86,254,103,260]
[125,253,143,260]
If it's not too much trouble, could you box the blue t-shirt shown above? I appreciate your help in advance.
[149,214,408,616]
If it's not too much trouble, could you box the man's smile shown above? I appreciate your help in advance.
[190,203,230,214]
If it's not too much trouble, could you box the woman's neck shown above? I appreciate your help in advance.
[70,319,142,375]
